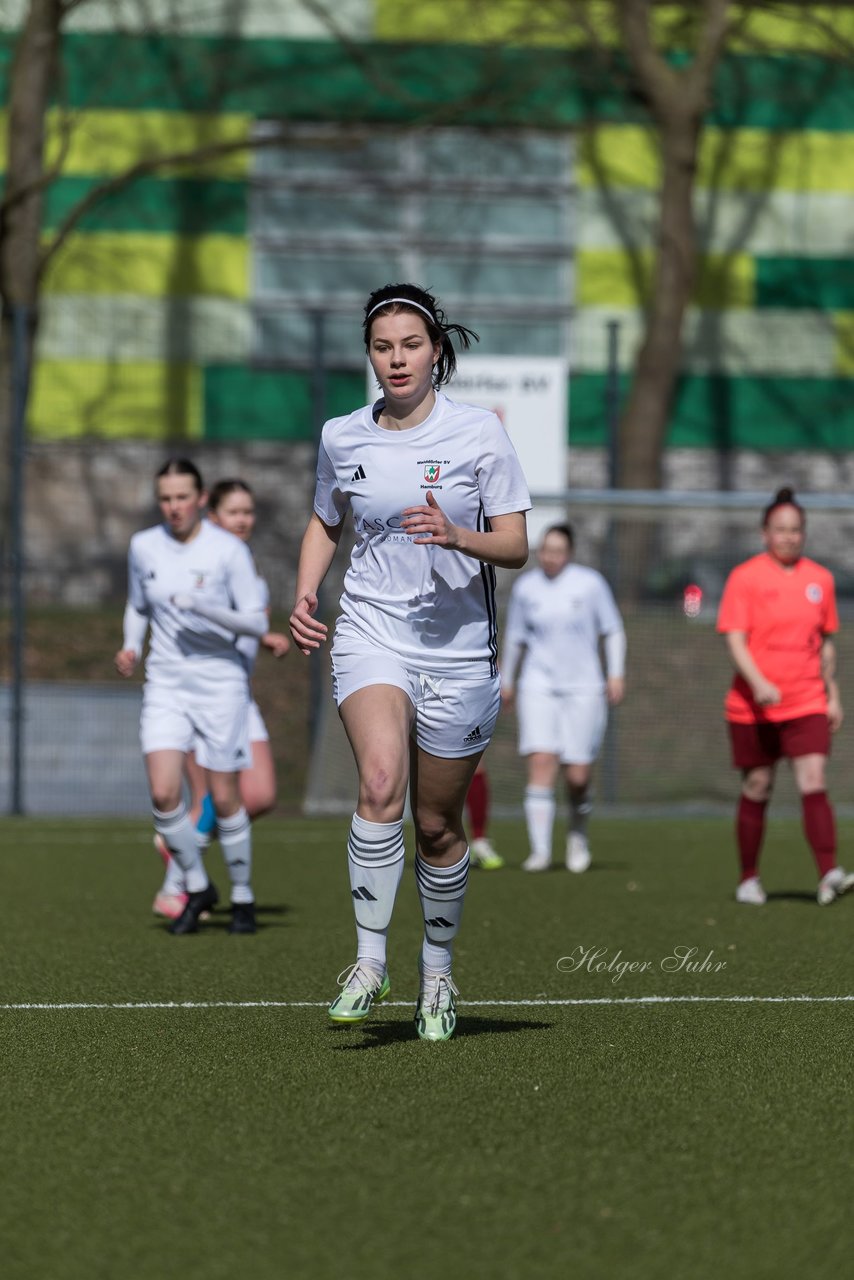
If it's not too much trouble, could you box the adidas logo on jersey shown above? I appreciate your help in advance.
[462,725,483,744]
[350,464,367,482]
[352,885,377,901]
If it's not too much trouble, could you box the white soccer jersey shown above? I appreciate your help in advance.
[127,522,266,686]
[502,563,624,693]
[314,391,531,675]
[236,575,270,674]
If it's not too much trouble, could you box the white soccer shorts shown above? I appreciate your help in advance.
[516,686,608,764]
[246,699,269,744]
[331,633,500,758]
[140,677,251,773]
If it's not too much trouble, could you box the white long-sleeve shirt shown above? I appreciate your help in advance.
[502,563,625,694]
[123,522,266,688]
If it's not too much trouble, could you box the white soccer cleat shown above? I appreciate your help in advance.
[566,833,592,874]
[470,837,504,870]
[521,852,552,872]
[735,876,767,906]
[817,866,854,907]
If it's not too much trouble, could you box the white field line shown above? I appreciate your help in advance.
[2,995,854,1011]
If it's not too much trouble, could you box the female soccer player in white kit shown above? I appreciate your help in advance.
[152,477,289,930]
[289,283,530,1041]
[115,459,267,935]
[501,524,626,872]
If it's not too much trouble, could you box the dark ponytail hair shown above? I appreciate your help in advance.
[544,523,575,549]
[762,486,804,527]
[363,282,478,387]
[156,457,203,492]
[208,478,253,512]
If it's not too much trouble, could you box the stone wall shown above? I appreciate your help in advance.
[14,441,854,610]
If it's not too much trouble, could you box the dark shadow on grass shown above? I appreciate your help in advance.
[329,1017,553,1050]
[152,902,291,935]
[765,890,820,905]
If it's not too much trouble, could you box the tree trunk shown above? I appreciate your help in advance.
[0,0,61,543]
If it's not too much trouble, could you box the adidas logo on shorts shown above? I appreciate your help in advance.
[462,725,483,745]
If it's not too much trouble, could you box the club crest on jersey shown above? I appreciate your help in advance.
[423,463,441,483]
[806,583,823,603]
[193,572,206,588]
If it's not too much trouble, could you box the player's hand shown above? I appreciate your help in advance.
[751,677,782,707]
[170,592,195,610]
[827,690,844,733]
[114,648,138,678]
[501,687,515,709]
[402,491,459,548]
[607,676,625,706]
[262,630,290,658]
[289,593,327,655]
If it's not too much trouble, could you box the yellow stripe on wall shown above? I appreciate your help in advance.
[376,3,854,54]
[41,233,249,299]
[28,359,203,440]
[577,248,755,309]
[579,126,854,194]
[0,109,252,178]
[833,314,854,376]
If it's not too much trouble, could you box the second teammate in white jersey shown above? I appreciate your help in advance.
[114,458,267,935]
[153,478,290,930]
[501,524,626,873]
[289,282,530,1041]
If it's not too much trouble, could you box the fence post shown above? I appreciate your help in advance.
[602,319,621,807]
[9,304,31,815]
[308,309,326,750]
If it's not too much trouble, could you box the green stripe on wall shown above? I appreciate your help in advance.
[1,34,854,130]
[756,258,854,310]
[572,373,854,449]
[42,176,246,235]
[203,367,364,441]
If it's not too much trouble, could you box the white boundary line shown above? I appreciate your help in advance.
[2,995,854,1011]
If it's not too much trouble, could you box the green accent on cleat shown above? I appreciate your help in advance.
[415,972,459,1042]
[328,963,391,1023]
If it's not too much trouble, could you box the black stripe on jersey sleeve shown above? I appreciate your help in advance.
[477,506,498,677]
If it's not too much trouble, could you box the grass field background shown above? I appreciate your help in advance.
[2,816,854,1278]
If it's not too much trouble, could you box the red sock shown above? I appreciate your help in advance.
[737,796,767,881]
[466,771,489,840]
[801,791,836,879]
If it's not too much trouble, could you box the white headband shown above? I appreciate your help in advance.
[367,297,435,323]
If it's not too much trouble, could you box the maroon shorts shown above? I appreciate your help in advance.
[728,713,830,770]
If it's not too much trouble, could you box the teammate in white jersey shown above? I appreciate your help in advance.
[153,478,290,929]
[501,524,626,873]
[114,458,267,935]
[289,282,530,1041]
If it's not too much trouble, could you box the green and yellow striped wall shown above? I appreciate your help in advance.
[2,1,854,448]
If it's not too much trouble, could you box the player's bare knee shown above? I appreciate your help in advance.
[151,786,182,813]
[414,816,456,859]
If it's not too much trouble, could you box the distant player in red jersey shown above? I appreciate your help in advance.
[717,487,854,907]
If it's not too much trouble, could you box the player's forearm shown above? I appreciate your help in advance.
[122,603,149,655]
[172,596,268,638]
[821,638,837,688]
[453,525,528,570]
[603,630,627,680]
[294,513,342,601]
[725,633,768,687]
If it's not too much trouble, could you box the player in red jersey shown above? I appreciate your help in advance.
[717,487,854,906]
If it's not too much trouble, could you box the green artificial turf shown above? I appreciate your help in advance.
[1,816,853,1280]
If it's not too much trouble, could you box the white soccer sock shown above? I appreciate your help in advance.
[153,804,207,893]
[415,849,470,976]
[524,786,555,860]
[348,813,406,972]
[161,859,186,896]
[217,807,254,904]
[570,790,592,839]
